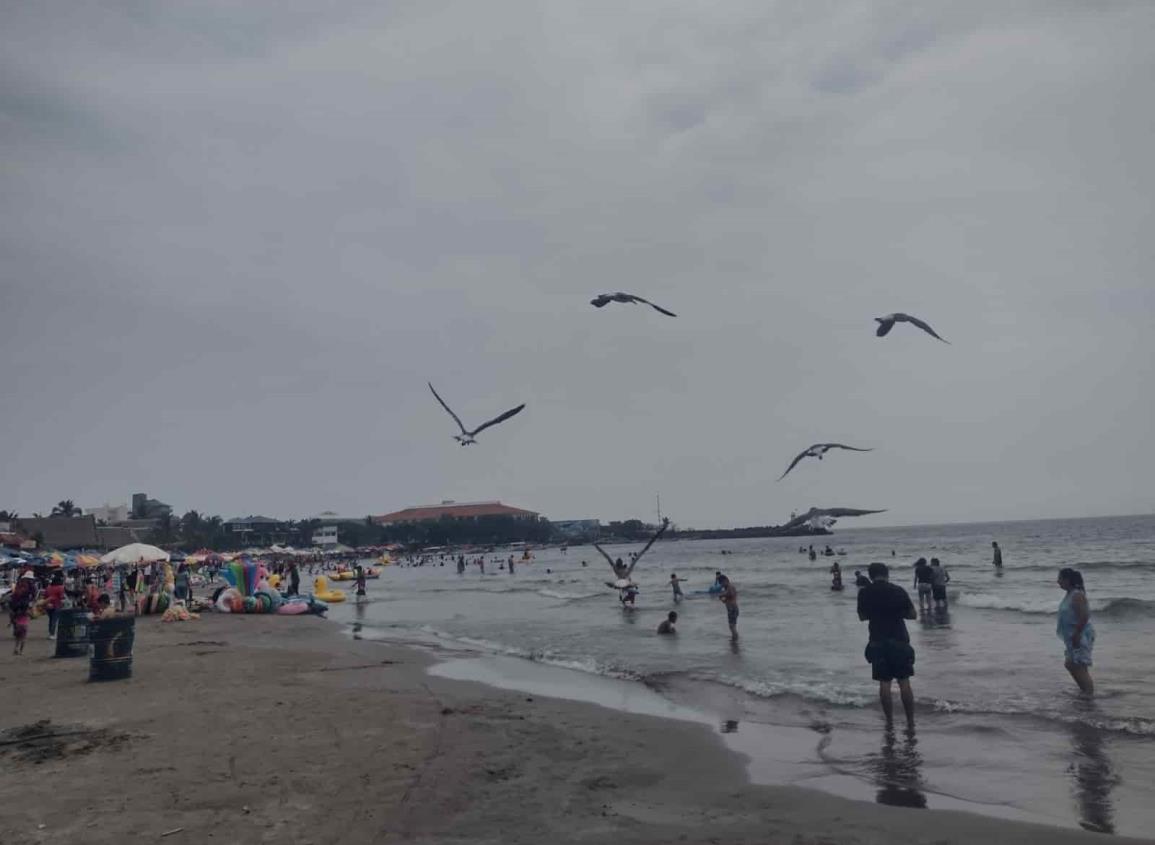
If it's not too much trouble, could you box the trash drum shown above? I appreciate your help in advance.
[89,616,135,682]
[54,608,92,658]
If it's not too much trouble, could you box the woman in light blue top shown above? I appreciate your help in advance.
[1057,567,1094,695]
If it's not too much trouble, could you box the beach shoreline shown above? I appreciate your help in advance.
[2,612,1147,844]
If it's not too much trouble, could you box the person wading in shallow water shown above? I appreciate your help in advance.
[717,575,739,642]
[857,562,918,727]
[1057,567,1095,695]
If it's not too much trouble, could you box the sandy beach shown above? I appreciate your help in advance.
[1,614,1146,845]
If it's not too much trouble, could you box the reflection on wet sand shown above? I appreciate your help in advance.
[868,727,927,809]
[353,600,366,639]
[1068,704,1118,834]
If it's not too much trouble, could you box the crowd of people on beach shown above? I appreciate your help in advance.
[2,560,178,654]
[5,537,1099,726]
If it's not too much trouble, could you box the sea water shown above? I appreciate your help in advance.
[333,514,1155,835]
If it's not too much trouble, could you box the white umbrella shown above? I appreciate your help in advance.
[101,543,171,564]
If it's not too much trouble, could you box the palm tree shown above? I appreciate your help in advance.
[0,509,17,522]
[51,500,79,517]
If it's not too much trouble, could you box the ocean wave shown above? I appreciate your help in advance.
[413,627,642,681]
[398,623,1155,739]
[929,698,1155,738]
[954,594,1057,614]
[955,593,1155,616]
[536,588,605,601]
[699,671,1155,738]
[1097,597,1155,618]
[699,673,874,707]
[1031,559,1155,569]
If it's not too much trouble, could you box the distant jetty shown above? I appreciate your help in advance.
[675,524,832,541]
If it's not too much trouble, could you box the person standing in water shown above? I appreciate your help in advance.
[912,558,933,612]
[657,611,677,635]
[619,582,638,608]
[857,562,917,727]
[830,561,843,591]
[992,541,1003,569]
[670,573,683,603]
[354,565,367,599]
[929,558,950,609]
[717,575,739,641]
[508,556,515,576]
[1057,568,1094,694]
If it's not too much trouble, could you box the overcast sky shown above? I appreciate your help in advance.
[2,1,1153,529]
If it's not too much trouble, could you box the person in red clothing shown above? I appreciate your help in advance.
[84,578,102,614]
[9,571,37,654]
[44,573,67,640]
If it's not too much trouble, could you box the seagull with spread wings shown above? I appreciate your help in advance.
[596,518,670,588]
[591,292,677,317]
[779,507,887,532]
[428,382,525,446]
[874,312,949,343]
[777,443,874,481]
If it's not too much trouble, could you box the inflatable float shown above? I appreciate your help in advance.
[313,576,346,603]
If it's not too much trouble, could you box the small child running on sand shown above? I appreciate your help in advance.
[10,606,30,655]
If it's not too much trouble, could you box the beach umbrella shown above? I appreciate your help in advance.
[101,543,170,564]
[75,553,102,568]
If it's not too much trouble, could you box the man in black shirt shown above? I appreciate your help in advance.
[857,562,918,726]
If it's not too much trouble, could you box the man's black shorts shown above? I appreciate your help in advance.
[865,639,915,682]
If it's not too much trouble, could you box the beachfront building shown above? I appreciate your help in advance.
[372,501,547,546]
[14,516,99,550]
[373,501,540,526]
[224,515,292,547]
[132,492,173,520]
[313,525,339,547]
[11,515,146,550]
[85,502,130,525]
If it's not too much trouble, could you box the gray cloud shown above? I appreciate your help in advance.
[2,1,1153,527]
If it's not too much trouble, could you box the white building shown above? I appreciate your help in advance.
[85,503,130,525]
[313,525,339,547]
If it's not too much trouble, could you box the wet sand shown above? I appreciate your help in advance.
[1,615,1147,844]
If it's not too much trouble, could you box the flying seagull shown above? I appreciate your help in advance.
[591,292,676,317]
[595,518,670,586]
[428,382,525,446]
[874,313,949,343]
[779,507,887,533]
[777,443,874,482]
